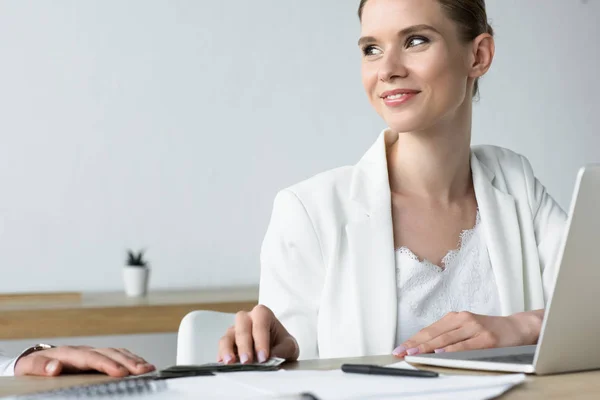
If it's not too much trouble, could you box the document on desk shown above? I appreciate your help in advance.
[204,361,526,400]
[21,361,522,400]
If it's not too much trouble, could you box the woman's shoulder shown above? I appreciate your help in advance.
[471,144,536,179]
[269,165,357,227]
[278,165,354,207]
[471,144,544,208]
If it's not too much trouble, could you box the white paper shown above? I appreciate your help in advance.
[214,369,526,400]
[385,361,419,369]
[60,361,523,400]
[160,375,269,399]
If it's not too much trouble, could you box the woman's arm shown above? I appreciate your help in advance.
[523,156,568,301]
[258,189,326,360]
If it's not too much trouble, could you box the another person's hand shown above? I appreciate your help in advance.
[14,346,155,377]
[218,305,299,364]
[393,311,542,357]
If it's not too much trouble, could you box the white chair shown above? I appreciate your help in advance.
[176,310,235,365]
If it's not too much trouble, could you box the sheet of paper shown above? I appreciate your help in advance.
[214,369,526,400]
[385,361,419,369]
[138,375,271,400]
[382,361,520,399]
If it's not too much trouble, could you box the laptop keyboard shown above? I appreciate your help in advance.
[471,353,535,364]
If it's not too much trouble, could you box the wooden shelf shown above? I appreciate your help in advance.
[0,286,258,339]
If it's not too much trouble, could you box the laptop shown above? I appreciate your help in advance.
[404,164,600,375]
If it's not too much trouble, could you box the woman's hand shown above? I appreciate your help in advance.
[218,305,299,364]
[393,310,544,357]
[14,346,155,377]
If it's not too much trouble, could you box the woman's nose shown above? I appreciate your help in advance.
[378,51,409,82]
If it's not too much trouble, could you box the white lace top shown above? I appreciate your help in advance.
[395,211,502,346]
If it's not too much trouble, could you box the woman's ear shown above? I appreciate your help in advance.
[469,33,495,79]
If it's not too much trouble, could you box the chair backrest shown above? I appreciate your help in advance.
[176,310,235,365]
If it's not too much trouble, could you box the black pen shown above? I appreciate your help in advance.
[341,364,439,378]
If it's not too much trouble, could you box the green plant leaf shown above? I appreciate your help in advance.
[126,249,148,267]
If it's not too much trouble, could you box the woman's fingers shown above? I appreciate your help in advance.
[116,348,148,365]
[217,305,298,364]
[93,348,154,375]
[250,305,275,363]
[412,326,476,355]
[234,311,255,364]
[218,326,237,364]
[443,330,500,353]
[394,312,470,356]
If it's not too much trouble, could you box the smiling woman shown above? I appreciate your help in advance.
[216,0,566,365]
[358,0,495,135]
[359,0,494,98]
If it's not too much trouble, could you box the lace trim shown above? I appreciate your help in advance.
[395,210,481,270]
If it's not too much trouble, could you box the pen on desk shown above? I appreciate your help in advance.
[341,364,439,378]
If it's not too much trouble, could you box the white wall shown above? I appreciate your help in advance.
[0,0,598,294]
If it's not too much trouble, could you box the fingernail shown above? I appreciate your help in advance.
[257,350,267,363]
[406,347,420,355]
[240,353,249,364]
[45,360,59,374]
[392,345,406,356]
[434,349,446,354]
[223,354,233,364]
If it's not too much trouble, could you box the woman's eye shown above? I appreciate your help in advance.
[406,36,429,48]
[362,45,382,57]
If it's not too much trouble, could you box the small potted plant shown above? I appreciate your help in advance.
[123,249,150,297]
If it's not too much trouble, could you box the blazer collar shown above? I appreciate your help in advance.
[471,153,525,315]
[349,129,397,217]
[348,129,524,316]
[349,129,499,213]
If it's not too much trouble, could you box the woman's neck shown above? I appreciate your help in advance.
[386,111,473,203]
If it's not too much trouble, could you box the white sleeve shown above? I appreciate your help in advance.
[258,189,325,360]
[0,353,18,376]
[522,157,568,302]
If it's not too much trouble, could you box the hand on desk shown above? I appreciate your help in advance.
[218,305,299,364]
[393,310,543,357]
[14,346,156,377]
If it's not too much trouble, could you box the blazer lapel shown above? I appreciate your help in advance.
[335,133,526,357]
[471,154,525,315]
[341,130,398,355]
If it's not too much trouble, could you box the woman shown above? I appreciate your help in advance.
[1,344,155,377]
[217,0,566,364]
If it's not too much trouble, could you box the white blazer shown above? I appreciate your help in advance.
[258,129,567,360]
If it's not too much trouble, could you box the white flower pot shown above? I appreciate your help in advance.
[123,266,150,297]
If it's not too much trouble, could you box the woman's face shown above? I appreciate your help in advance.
[359,0,479,133]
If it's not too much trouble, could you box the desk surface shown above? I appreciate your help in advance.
[0,286,258,339]
[2,354,600,399]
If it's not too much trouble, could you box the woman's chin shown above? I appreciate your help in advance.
[385,120,431,135]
